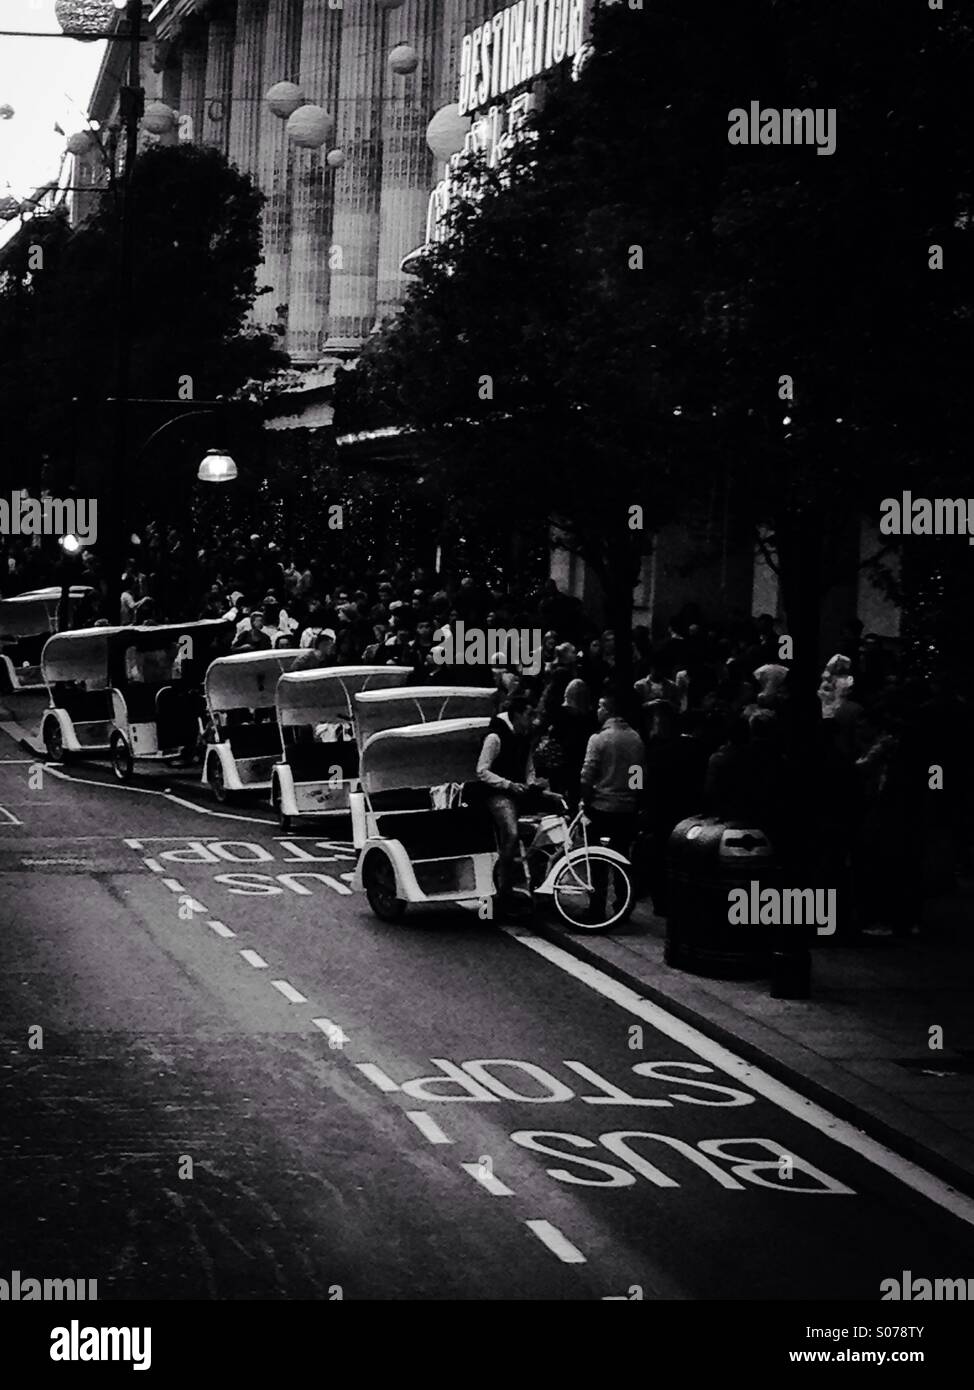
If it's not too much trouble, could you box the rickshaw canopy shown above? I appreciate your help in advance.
[42,619,232,690]
[357,716,491,796]
[354,686,496,751]
[0,587,93,640]
[275,666,412,727]
[205,649,304,714]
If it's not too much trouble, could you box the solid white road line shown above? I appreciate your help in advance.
[312,1018,349,1047]
[0,805,23,824]
[271,979,307,1004]
[0,758,35,764]
[207,920,236,939]
[504,925,974,1231]
[355,1062,400,1093]
[461,1162,515,1196]
[239,949,268,969]
[524,1220,587,1264]
[406,1112,453,1145]
[41,765,276,822]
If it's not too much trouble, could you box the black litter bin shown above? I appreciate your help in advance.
[665,816,780,978]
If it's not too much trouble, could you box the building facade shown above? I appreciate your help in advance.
[74,0,592,375]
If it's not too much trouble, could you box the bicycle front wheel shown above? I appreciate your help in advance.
[550,850,634,933]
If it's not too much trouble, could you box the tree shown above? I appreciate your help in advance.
[0,144,287,597]
[337,0,974,707]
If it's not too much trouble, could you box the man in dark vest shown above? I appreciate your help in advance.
[477,694,563,916]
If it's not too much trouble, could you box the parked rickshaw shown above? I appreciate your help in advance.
[353,685,496,751]
[41,619,232,779]
[350,716,635,931]
[202,648,304,801]
[0,586,94,694]
[271,665,411,829]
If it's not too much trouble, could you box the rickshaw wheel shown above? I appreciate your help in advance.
[363,851,406,923]
[208,758,228,803]
[43,718,68,764]
[271,780,290,832]
[110,732,134,783]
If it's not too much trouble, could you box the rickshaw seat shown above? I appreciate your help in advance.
[122,683,161,722]
[287,740,360,783]
[371,806,496,857]
[54,684,113,721]
[225,722,282,759]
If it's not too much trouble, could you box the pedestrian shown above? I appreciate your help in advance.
[579,692,646,858]
[232,612,272,652]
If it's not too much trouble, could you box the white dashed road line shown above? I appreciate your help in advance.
[525,1220,587,1264]
[406,1112,453,1145]
[143,858,165,873]
[355,1063,400,1093]
[161,878,187,893]
[207,920,236,939]
[461,1162,515,1197]
[271,979,308,1004]
[239,949,268,969]
[312,1018,348,1047]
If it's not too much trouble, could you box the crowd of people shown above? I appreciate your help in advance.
[4,525,970,937]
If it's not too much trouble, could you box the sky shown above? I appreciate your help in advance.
[0,0,108,247]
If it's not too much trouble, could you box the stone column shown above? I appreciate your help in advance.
[180,32,209,145]
[433,0,464,108]
[203,15,236,153]
[253,0,303,332]
[228,0,267,178]
[374,0,438,324]
[286,0,343,363]
[324,0,388,351]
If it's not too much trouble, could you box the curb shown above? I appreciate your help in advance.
[531,913,974,1204]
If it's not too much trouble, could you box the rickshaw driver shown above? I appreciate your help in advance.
[476,694,565,915]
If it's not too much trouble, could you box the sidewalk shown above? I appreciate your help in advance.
[539,883,974,1196]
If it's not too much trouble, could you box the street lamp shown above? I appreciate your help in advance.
[197,449,238,483]
[59,533,83,556]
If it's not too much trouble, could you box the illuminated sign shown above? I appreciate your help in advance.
[423,92,537,251]
[458,0,587,117]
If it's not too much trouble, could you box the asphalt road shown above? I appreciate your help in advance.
[1,719,973,1301]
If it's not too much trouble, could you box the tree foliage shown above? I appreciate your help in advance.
[0,144,286,511]
[337,0,974,680]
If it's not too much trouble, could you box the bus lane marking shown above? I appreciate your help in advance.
[502,926,974,1228]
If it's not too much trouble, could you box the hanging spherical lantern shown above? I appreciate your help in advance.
[286,104,334,149]
[426,103,471,163]
[141,101,177,136]
[0,105,14,122]
[389,44,419,76]
[326,148,345,168]
[66,130,95,156]
[54,0,117,42]
[0,196,21,221]
[265,81,305,119]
